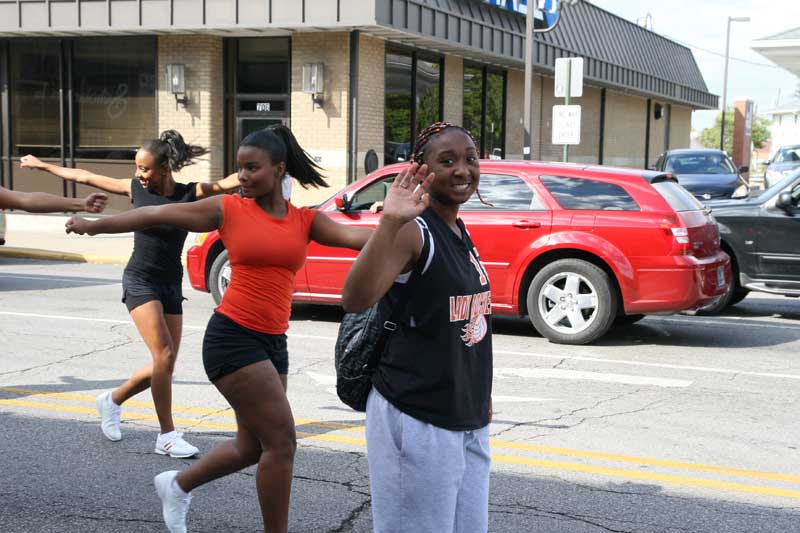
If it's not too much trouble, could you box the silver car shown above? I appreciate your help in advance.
[765,144,800,188]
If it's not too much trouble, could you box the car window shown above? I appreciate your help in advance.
[540,176,640,211]
[651,181,704,212]
[665,154,735,174]
[774,147,800,164]
[462,174,541,211]
[349,175,396,210]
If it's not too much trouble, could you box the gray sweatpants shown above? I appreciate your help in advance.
[365,388,491,533]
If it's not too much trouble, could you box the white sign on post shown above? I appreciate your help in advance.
[554,57,584,98]
[552,105,581,145]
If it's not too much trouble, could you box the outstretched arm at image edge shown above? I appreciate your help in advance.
[66,196,223,236]
[0,187,102,213]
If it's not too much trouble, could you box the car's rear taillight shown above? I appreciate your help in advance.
[660,217,693,256]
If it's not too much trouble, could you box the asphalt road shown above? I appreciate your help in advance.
[1,257,799,533]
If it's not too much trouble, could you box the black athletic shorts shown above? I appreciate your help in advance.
[202,311,289,382]
[121,272,185,315]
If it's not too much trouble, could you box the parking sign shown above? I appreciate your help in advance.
[552,105,581,145]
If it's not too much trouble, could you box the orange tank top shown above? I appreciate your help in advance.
[215,194,317,334]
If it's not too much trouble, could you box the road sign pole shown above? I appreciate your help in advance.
[523,2,535,160]
[563,59,571,162]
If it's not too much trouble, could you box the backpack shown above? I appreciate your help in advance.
[334,220,431,411]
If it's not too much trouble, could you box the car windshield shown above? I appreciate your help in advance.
[765,167,800,193]
[665,154,735,175]
[773,147,800,164]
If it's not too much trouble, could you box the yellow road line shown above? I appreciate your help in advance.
[3,397,798,501]
[492,455,800,500]
[3,392,799,492]
[0,386,360,431]
[489,441,800,484]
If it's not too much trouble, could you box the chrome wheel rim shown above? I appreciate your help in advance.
[538,272,599,334]
[217,261,231,296]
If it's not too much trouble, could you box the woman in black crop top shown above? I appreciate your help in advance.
[343,123,494,533]
[20,130,242,458]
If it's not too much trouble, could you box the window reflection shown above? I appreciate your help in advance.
[463,66,483,153]
[485,72,505,159]
[74,38,156,159]
[416,59,441,138]
[462,174,537,211]
[541,176,640,211]
[10,40,61,157]
[463,65,505,159]
[385,52,413,165]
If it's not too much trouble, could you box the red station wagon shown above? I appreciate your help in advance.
[187,161,731,345]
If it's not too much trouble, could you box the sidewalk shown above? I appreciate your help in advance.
[0,213,197,265]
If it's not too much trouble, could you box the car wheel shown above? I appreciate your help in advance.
[527,259,618,345]
[208,249,231,305]
[697,271,747,316]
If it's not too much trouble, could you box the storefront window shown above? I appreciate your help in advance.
[384,49,442,165]
[485,71,505,159]
[463,66,483,154]
[463,65,506,159]
[9,40,62,157]
[416,58,441,137]
[385,52,413,164]
[73,37,156,159]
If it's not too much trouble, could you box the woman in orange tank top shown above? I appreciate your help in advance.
[63,125,418,533]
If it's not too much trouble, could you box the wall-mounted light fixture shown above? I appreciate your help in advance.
[302,62,325,108]
[166,64,188,106]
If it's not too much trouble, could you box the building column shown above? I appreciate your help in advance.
[505,69,525,159]
[443,55,463,125]
[157,35,225,183]
[355,34,385,181]
[291,31,350,206]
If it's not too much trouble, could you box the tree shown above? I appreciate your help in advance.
[697,107,771,154]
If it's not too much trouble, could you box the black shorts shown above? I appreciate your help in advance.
[202,311,289,382]
[122,273,185,315]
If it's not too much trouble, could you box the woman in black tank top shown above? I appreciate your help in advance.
[20,130,242,458]
[343,123,494,532]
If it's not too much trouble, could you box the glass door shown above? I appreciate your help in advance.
[226,37,290,171]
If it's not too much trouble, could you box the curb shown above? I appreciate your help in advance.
[0,247,128,265]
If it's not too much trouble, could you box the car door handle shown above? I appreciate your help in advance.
[512,220,542,229]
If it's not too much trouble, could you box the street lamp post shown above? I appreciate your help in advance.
[720,16,750,152]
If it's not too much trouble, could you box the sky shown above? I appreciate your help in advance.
[590,0,800,133]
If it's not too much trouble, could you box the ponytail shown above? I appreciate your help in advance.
[142,130,209,172]
[240,125,328,189]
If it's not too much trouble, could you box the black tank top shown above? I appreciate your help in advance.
[124,179,197,284]
[372,207,493,431]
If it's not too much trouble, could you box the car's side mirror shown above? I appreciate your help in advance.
[738,165,749,174]
[335,193,352,212]
[776,192,794,211]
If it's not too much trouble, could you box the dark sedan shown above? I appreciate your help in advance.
[653,149,749,201]
[701,169,800,313]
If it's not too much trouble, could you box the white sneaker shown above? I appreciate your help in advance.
[155,431,199,458]
[96,391,122,441]
[154,470,191,533]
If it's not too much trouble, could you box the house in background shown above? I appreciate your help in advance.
[752,27,800,157]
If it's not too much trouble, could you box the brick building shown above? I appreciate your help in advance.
[0,0,717,209]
